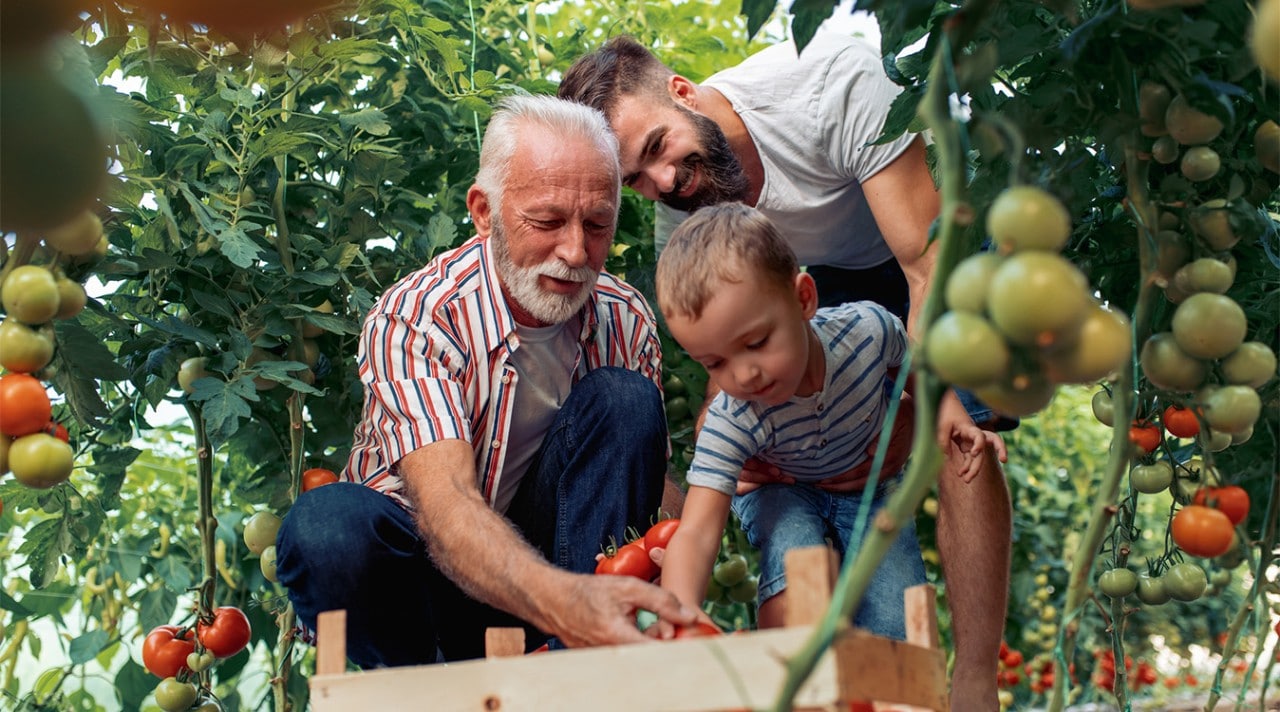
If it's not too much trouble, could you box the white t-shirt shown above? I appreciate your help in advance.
[494,318,579,513]
[655,31,916,270]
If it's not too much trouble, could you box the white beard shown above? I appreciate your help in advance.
[493,222,599,325]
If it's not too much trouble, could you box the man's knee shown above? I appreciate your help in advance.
[570,367,665,439]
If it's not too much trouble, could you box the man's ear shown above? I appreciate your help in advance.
[667,75,699,109]
[467,184,493,237]
[796,272,819,319]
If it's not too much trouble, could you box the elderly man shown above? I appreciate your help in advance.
[276,94,696,667]
[560,33,1011,709]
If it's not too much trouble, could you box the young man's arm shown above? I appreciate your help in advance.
[400,439,696,648]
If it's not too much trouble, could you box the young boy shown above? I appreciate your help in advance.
[653,203,986,639]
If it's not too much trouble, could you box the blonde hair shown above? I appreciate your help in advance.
[655,203,799,320]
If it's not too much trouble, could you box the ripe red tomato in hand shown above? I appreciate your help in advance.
[1192,485,1250,525]
[142,625,196,678]
[1171,505,1234,557]
[595,540,658,580]
[1161,404,1201,438]
[643,518,680,552]
[672,620,722,638]
[1128,423,1163,455]
[301,467,338,492]
[197,606,252,658]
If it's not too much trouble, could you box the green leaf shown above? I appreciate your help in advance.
[871,83,926,146]
[340,108,392,136]
[138,585,179,633]
[741,0,777,40]
[153,554,196,594]
[424,211,458,255]
[69,630,110,665]
[454,95,491,119]
[18,516,74,588]
[55,322,130,380]
[114,658,156,710]
[789,0,838,53]
[0,589,34,618]
[199,379,256,444]
[217,225,265,268]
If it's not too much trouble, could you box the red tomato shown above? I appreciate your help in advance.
[643,518,680,552]
[673,621,722,638]
[43,421,68,443]
[595,541,658,580]
[197,606,252,658]
[1128,423,1163,455]
[302,467,339,492]
[1192,485,1250,525]
[1002,649,1024,667]
[0,373,52,437]
[141,625,195,678]
[1161,404,1201,438]
[1171,505,1235,557]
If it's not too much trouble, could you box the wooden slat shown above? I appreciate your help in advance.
[782,546,839,627]
[311,626,842,712]
[903,585,939,650]
[485,627,526,658]
[314,610,347,677]
[833,630,949,711]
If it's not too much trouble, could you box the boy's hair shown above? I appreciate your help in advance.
[656,203,799,320]
[558,36,675,119]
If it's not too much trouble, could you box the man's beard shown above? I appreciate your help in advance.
[492,220,599,326]
[659,105,750,212]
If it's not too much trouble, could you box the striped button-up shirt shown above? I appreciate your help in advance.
[345,235,664,510]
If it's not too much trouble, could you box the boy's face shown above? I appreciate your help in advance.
[665,271,821,406]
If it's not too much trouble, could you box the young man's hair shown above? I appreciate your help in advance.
[557,36,675,119]
[656,203,799,320]
[475,93,620,216]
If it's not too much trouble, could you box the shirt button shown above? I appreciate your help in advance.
[819,439,827,447]
[491,440,501,449]
[817,403,824,412]
[501,374,512,385]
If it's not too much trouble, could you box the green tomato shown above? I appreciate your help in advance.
[154,678,198,712]
[1098,568,1138,598]
[1164,562,1207,602]
[242,511,282,556]
[728,575,759,604]
[260,544,279,583]
[1136,574,1170,606]
[1130,461,1173,494]
[712,554,749,588]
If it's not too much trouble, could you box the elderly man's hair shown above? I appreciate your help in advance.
[474,94,621,213]
[557,36,674,119]
[656,203,799,320]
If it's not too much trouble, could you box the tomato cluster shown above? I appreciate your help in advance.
[594,518,680,581]
[926,186,1130,418]
[1091,649,1158,694]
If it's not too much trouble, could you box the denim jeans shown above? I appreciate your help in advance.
[730,474,927,640]
[275,367,668,667]
[807,260,1018,431]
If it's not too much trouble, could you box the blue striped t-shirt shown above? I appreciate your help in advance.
[686,301,906,496]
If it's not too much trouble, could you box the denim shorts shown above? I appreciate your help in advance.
[729,473,927,640]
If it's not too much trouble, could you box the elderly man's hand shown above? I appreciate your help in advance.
[548,573,698,649]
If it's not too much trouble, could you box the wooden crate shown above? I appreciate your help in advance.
[309,546,949,711]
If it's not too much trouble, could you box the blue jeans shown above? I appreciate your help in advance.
[808,260,1017,431]
[730,474,926,640]
[275,367,668,667]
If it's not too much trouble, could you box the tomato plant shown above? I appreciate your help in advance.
[197,606,252,658]
[142,625,196,679]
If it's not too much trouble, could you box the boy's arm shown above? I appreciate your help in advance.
[654,485,733,635]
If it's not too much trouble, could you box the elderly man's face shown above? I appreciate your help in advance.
[488,130,619,327]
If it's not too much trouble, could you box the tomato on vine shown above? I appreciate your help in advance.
[0,373,52,437]
[1127,422,1162,455]
[197,606,252,658]
[142,625,196,678]
[1161,404,1200,439]
[643,518,680,552]
[1171,505,1234,557]
[1192,485,1249,525]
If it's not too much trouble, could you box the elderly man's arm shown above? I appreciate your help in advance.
[400,439,696,648]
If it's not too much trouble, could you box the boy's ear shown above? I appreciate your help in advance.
[796,272,819,319]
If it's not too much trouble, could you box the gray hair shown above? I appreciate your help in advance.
[474,93,621,214]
